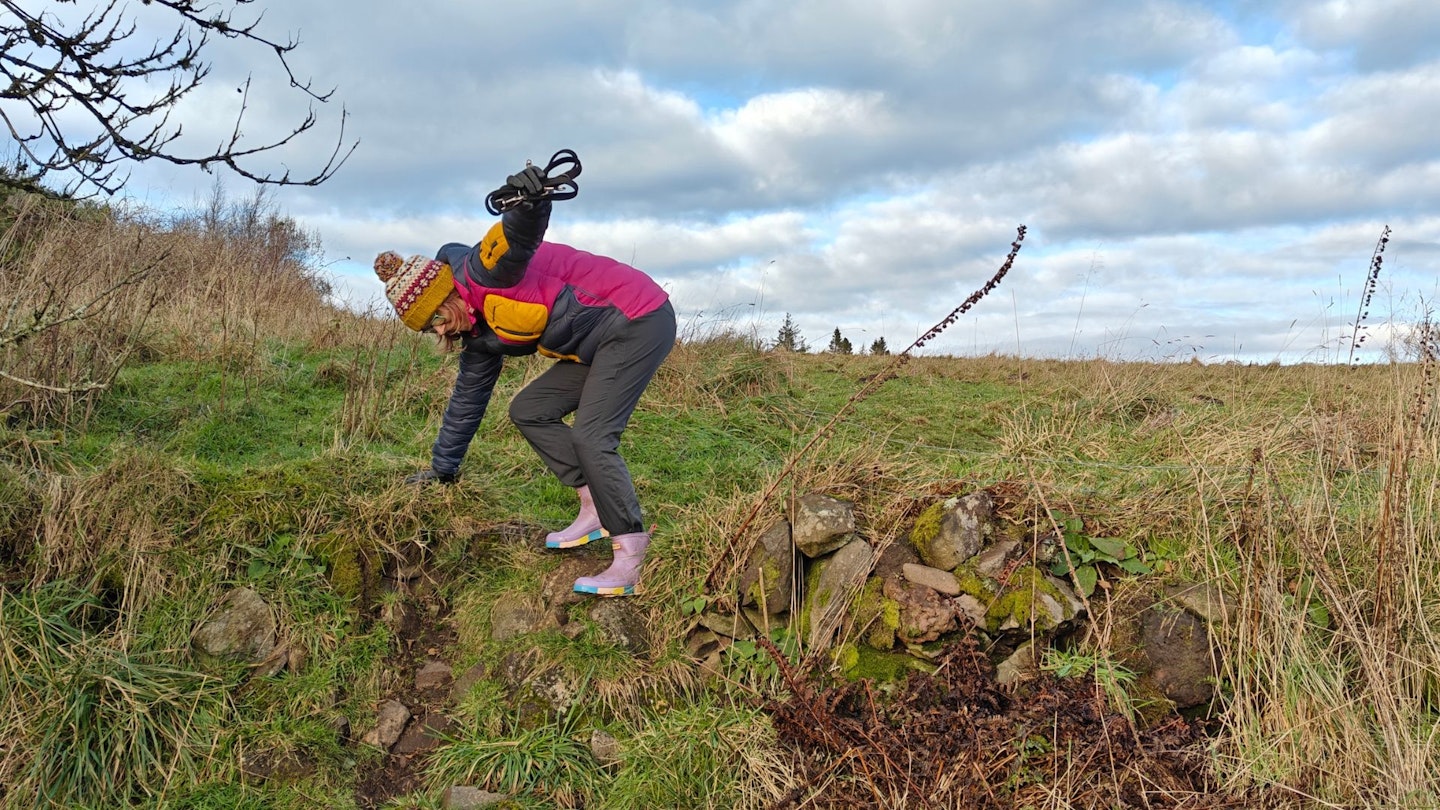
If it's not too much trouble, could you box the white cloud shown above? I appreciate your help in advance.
[51,0,1438,364]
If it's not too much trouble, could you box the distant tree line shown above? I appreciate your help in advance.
[771,313,887,355]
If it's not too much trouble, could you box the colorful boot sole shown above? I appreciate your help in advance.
[572,582,636,597]
[545,527,608,550]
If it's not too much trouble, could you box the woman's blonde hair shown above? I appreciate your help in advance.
[431,292,467,353]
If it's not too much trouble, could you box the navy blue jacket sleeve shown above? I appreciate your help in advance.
[439,199,552,289]
[430,347,504,476]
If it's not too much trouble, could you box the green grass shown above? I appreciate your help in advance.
[5,319,1440,807]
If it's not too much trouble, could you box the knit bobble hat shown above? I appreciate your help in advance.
[374,251,455,332]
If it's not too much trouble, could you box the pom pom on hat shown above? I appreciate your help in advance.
[374,252,455,332]
[374,251,404,282]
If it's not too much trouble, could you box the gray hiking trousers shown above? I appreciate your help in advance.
[508,300,676,535]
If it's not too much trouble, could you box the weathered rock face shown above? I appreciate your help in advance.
[1107,582,1227,711]
[191,587,277,666]
[793,494,857,558]
[739,519,795,614]
[908,491,995,571]
[882,576,957,644]
[587,599,651,657]
[804,539,876,649]
[1141,604,1217,709]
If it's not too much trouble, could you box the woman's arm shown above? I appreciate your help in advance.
[430,347,505,478]
[441,197,552,290]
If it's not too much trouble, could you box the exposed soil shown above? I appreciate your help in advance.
[354,565,460,810]
[764,633,1292,810]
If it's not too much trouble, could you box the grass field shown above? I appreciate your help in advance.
[2,193,1438,808]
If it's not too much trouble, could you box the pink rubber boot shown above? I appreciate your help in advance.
[573,532,650,597]
[545,485,608,549]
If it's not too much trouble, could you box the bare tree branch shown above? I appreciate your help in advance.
[0,366,107,394]
[0,257,161,351]
[0,0,358,197]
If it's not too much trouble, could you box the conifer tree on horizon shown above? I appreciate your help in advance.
[774,313,808,352]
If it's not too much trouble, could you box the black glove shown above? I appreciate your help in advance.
[405,468,457,486]
[505,164,547,196]
[485,151,581,215]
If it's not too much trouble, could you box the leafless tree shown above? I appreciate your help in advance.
[0,0,357,197]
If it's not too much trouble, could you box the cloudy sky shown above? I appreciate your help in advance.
[41,0,1440,362]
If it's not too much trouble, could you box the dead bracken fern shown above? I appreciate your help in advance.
[705,224,1027,593]
[760,633,1251,810]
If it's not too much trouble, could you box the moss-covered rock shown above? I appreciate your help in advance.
[951,563,997,601]
[908,499,948,563]
[983,566,1075,634]
[850,576,901,650]
[907,492,994,571]
[836,643,937,681]
[882,576,958,643]
[801,539,875,649]
[316,532,381,605]
[739,519,794,614]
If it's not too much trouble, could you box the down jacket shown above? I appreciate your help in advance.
[427,199,670,477]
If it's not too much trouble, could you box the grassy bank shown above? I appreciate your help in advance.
[2,196,1438,808]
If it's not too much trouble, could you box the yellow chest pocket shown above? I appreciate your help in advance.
[483,296,549,342]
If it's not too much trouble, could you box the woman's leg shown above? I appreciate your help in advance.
[509,360,588,486]
[570,302,676,535]
[572,303,676,596]
[510,361,611,547]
